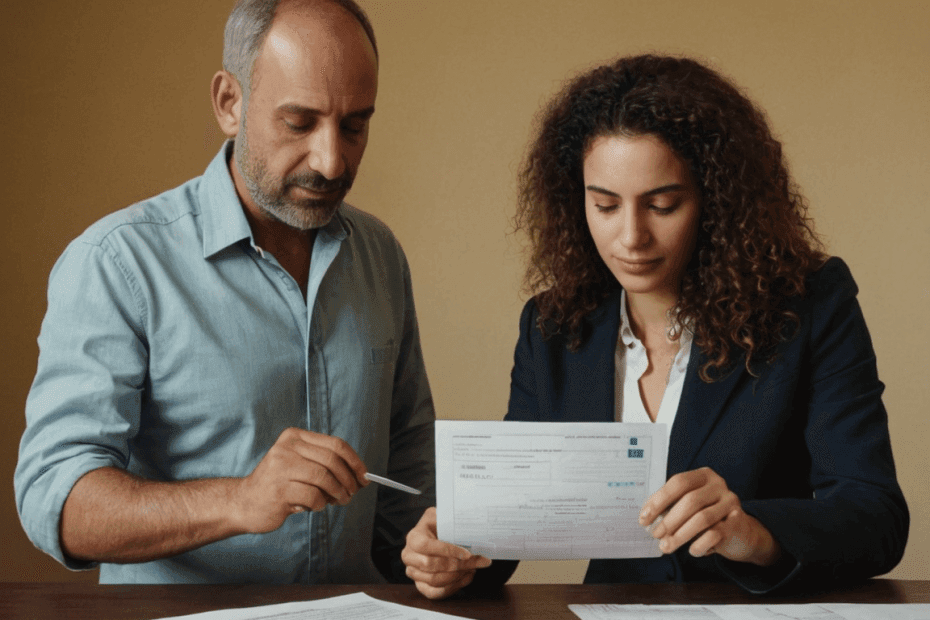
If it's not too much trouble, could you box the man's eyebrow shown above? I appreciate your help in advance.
[278,104,376,120]
[585,183,686,198]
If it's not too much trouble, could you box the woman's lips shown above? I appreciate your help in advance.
[616,257,662,274]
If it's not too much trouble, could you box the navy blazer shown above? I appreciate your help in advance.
[503,257,908,593]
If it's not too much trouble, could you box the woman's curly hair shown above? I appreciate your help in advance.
[515,54,826,381]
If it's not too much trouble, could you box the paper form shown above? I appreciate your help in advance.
[568,604,930,620]
[435,421,668,560]
[571,606,722,619]
[156,592,474,620]
[824,604,930,620]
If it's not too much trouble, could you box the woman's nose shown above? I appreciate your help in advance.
[619,207,650,250]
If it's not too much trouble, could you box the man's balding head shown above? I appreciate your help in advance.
[211,0,378,231]
[223,0,377,103]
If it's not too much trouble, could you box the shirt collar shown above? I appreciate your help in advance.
[200,141,254,259]
[619,289,637,348]
[199,140,350,258]
[618,288,694,350]
[320,203,349,243]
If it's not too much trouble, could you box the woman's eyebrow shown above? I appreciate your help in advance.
[585,185,620,197]
[585,183,686,198]
[643,183,686,197]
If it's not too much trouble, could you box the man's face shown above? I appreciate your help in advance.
[232,4,378,230]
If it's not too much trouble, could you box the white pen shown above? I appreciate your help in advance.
[363,472,422,495]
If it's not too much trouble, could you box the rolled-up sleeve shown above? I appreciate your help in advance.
[15,237,147,568]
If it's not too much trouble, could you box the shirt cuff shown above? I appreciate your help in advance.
[19,458,116,571]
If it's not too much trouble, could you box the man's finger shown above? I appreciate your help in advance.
[283,428,368,488]
[289,443,362,496]
[285,461,353,505]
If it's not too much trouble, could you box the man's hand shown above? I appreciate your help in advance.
[402,507,492,599]
[639,467,782,566]
[233,427,369,534]
[60,427,369,563]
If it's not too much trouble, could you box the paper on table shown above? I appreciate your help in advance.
[823,604,930,620]
[568,603,930,620]
[570,606,721,619]
[435,421,668,560]
[156,592,475,620]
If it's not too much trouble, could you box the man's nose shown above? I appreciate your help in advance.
[306,126,346,180]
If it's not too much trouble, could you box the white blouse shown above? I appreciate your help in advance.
[614,290,692,440]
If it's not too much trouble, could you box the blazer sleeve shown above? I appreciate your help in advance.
[724,258,909,592]
[505,298,543,422]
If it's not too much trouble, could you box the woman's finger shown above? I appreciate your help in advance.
[414,570,476,600]
[656,490,740,552]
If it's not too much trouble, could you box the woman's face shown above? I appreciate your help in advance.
[583,133,701,301]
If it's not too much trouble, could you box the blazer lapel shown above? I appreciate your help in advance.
[668,348,746,475]
[582,289,622,423]
[585,289,747,473]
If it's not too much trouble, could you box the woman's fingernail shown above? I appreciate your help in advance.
[645,513,665,535]
[691,546,713,558]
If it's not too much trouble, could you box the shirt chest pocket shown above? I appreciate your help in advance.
[370,341,398,365]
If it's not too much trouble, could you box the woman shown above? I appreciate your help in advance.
[402,54,908,599]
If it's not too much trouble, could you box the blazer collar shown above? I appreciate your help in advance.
[668,347,746,475]
[586,287,622,326]
[589,288,747,476]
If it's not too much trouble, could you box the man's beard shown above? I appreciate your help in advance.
[235,130,354,231]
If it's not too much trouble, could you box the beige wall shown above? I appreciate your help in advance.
[1,0,926,584]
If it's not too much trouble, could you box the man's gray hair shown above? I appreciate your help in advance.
[222,0,378,100]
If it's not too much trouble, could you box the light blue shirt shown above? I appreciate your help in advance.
[15,142,436,584]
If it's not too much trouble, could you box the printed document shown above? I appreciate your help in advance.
[569,603,930,620]
[435,421,668,560]
[156,592,473,620]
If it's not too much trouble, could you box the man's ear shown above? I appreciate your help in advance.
[211,70,243,137]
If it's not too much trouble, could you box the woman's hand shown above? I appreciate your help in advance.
[402,507,492,599]
[639,467,782,566]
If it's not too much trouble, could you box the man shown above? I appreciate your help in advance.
[15,0,435,584]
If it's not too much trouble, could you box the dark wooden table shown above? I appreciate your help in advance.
[1,580,927,619]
